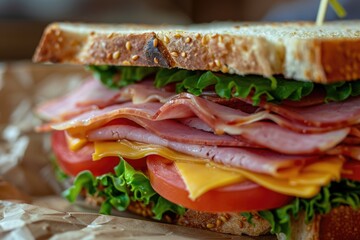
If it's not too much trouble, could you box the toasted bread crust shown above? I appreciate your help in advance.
[319,205,360,240]
[83,192,271,236]
[320,39,360,83]
[177,210,271,236]
[286,206,360,240]
[33,22,360,83]
[84,191,360,239]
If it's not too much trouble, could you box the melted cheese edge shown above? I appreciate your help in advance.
[65,132,87,151]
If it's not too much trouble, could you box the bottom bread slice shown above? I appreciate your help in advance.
[283,205,360,240]
[84,192,360,239]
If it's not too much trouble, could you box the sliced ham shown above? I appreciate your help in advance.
[87,124,316,176]
[122,117,255,147]
[180,117,349,154]
[37,77,360,133]
[350,126,360,138]
[155,93,269,132]
[229,122,349,155]
[280,88,325,107]
[203,88,325,110]
[343,137,360,145]
[155,93,343,134]
[327,145,360,161]
[179,118,213,132]
[118,80,175,104]
[262,96,360,128]
[52,102,164,136]
[52,100,349,154]
[180,115,336,134]
[89,119,253,147]
[36,78,175,122]
[36,77,121,121]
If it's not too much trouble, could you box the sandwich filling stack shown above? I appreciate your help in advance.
[33,21,360,239]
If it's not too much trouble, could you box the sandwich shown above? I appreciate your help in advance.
[33,21,360,239]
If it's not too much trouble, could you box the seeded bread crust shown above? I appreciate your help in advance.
[33,21,360,84]
[84,192,360,239]
[177,210,271,237]
[84,193,272,237]
[278,205,360,240]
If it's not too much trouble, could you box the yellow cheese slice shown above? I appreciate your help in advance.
[174,161,319,199]
[175,162,246,200]
[93,140,208,163]
[93,140,344,199]
[209,156,344,198]
[176,156,343,199]
[301,156,344,179]
[65,131,87,151]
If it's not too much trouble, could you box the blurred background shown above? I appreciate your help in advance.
[0,0,358,60]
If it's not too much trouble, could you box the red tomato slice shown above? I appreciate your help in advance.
[342,160,360,181]
[51,131,146,176]
[147,155,293,212]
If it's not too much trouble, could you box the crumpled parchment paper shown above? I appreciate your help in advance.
[0,201,263,240]
[0,62,88,197]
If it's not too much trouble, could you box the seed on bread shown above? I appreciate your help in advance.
[112,51,120,59]
[206,223,215,229]
[219,216,228,223]
[131,55,139,61]
[201,35,209,46]
[153,38,159,48]
[218,35,223,43]
[221,65,229,73]
[163,35,170,44]
[125,41,132,51]
[171,51,179,57]
[107,33,114,39]
[214,59,221,67]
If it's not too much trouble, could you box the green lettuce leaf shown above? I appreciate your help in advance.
[164,70,314,105]
[88,65,157,89]
[258,179,360,239]
[63,157,185,220]
[155,68,197,88]
[50,155,69,182]
[88,66,360,104]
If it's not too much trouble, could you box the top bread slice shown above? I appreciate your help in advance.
[33,21,360,84]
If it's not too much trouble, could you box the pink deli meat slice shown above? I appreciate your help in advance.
[36,78,174,122]
[87,124,316,175]
[37,77,360,133]
[36,77,121,121]
[52,100,349,154]
[120,117,255,147]
[327,145,360,161]
[180,117,349,154]
[261,96,360,128]
[155,93,350,137]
